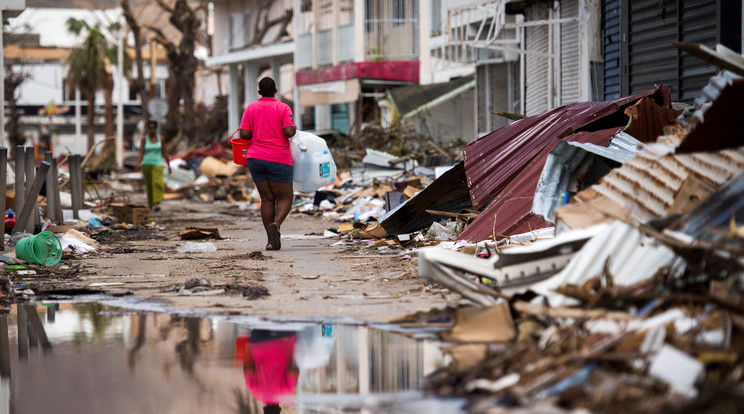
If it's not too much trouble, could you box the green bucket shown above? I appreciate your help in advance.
[15,231,63,266]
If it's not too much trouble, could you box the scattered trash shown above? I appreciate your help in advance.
[241,286,270,300]
[183,274,212,290]
[15,231,62,266]
[178,227,224,240]
[177,242,217,254]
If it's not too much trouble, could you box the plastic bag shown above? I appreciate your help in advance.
[177,242,217,253]
[291,131,337,193]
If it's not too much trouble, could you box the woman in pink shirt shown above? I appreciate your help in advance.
[239,77,297,250]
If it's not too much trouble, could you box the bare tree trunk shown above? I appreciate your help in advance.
[103,69,115,151]
[164,71,180,142]
[121,0,150,125]
[168,0,201,145]
[86,90,96,152]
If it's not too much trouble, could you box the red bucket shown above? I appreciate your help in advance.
[229,129,251,165]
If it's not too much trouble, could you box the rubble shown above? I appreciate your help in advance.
[404,71,744,412]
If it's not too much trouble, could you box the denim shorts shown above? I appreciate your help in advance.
[246,158,294,183]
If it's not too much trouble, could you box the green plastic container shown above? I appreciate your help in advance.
[15,231,62,266]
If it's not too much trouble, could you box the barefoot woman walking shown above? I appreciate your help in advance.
[240,77,297,250]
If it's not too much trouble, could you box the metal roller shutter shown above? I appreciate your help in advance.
[603,0,622,99]
[678,0,718,102]
[623,0,720,103]
[561,0,581,105]
[525,3,550,116]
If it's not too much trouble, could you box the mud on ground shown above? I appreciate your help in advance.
[20,199,461,322]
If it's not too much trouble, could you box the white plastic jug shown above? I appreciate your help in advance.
[290,131,337,193]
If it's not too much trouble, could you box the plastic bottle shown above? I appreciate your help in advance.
[291,131,337,192]
[293,145,312,185]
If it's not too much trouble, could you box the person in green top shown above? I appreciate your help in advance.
[137,120,172,211]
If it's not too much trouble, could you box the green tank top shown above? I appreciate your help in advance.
[142,135,163,166]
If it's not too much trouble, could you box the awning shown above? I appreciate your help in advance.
[299,79,360,106]
[387,77,475,119]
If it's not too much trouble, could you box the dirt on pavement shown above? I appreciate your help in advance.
[28,198,461,322]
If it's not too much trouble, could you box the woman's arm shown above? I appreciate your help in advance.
[136,136,145,170]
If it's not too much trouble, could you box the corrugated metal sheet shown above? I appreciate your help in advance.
[566,130,644,163]
[531,130,644,222]
[577,147,744,222]
[560,0,581,105]
[463,86,668,209]
[459,128,619,241]
[503,220,677,306]
[674,171,744,242]
[525,3,550,116]
[603,0,622,99]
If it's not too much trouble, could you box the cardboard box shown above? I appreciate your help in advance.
[110,203,150,226]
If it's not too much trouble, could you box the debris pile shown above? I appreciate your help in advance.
[400,70,744,411]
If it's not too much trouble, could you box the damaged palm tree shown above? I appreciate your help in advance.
[66,18,124,155]
[4,65,29,149]
[121,0,152,125]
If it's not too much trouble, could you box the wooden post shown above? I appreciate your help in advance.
[0,148,6,250]
[14,145,24,220]
[44,152,56,223]
[51,158,63,223]
[0,314,11,378]
[12,161,51,234]
[69,155,80,220]
[24,147,36,233]
[75,155,85,213]
[17,305,28,360]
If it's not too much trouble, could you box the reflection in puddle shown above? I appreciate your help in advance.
[0,303,463,413]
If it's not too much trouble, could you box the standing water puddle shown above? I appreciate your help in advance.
[1,302,464,413]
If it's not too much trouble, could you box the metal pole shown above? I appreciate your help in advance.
[24,147,36,233]
[13,146,24,223]
[12,161,51,234]
[0,148,6,251]
[44,152,56,223]
[116,22,124,169]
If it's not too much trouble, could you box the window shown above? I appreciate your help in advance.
[230,12,245,48]
[393,0,405,25]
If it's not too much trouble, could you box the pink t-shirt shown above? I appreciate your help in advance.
[240,97,296,166]
[244,335,298,404]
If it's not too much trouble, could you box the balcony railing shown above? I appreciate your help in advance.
[365,18,418,60]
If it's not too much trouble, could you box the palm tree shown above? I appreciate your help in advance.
[66,19,123,153]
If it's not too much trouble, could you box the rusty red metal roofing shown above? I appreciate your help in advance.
[459,128,620,241]
[677,78,744,154]
[173,140,233,162]
[462,86,671,210]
